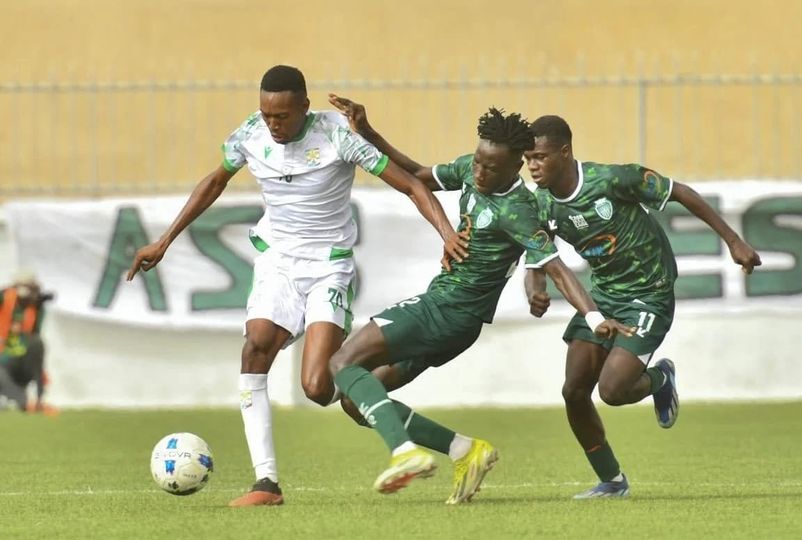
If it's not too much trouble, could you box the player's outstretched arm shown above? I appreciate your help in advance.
[377,160,468,269]
[126,165,236,281]
[541,258,635,339]
[524,268,551,317]
[670,182,762,274]
[328,93,440,191]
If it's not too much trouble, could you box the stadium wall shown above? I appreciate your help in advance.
[3,0,802,196]
[2,182,800,408]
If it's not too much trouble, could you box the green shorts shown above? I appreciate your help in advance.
[373,291,484,381]
[563,288,675,361]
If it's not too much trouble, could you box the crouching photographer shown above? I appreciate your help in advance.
[0,269,56,413]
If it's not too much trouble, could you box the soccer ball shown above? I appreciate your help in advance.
[150,432,214,496]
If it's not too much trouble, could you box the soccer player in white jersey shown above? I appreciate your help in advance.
[126,65,467,507]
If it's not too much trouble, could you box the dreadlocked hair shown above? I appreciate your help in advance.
[476,107,534,153]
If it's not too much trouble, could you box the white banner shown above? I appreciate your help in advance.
[5,181,802,331]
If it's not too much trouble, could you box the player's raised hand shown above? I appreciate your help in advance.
[592,319,636,340]
[127,242,167,281]
[728,238,762,274]
[528,291,551,318]
[328,94,372,135]
[440,230,471,272]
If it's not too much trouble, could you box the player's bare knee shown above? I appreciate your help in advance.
[240,337,273,373]
[562,381,593,403]
[301,376,333,406]
[598,381,627,406]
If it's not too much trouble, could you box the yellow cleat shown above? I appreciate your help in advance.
[373,447,437,494]
[446,439,499,504]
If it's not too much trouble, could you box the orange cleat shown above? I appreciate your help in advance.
[228,478,284,507]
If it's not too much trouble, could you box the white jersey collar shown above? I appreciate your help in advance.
[553,161,584,203]
[492,177,523,197]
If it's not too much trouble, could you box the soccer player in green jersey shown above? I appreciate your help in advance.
[327,95,634,502]
[523,115,762,498]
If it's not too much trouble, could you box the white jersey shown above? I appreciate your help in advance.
[222,110,389,260]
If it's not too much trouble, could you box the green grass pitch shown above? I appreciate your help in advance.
[1,401,801,539]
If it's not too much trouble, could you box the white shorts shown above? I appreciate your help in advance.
[245,249,356,347]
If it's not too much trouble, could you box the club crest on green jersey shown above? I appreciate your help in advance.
[305,148,321,167]
[475,207,494,229]
[594,197,613,220]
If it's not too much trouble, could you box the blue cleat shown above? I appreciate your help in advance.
[652,358,679,428]
[572,474,630,499]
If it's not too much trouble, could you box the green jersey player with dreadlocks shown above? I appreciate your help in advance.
[327,95,634,503]
[523,115,762,498]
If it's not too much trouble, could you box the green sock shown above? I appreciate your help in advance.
[334,365,410,451]
[646,366,667,394]
[585,441,621,482]
[392,400,455,455]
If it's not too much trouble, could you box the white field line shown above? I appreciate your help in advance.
[1,481,801,497]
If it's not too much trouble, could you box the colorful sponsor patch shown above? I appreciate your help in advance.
[530,229,551,250]
[642,170,660,194]
[579,234,618,257]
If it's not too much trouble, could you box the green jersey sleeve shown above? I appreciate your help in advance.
[504,200,559,268]
[432,154,473,191]
[610,164,673,211]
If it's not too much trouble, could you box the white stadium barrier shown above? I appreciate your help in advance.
[2,182,800,407]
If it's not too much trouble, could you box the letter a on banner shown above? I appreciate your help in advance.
[93,206,168,311]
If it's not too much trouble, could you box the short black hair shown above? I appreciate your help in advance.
[476,108,534,154]
[529,115,572,146]
[260,65,307,94]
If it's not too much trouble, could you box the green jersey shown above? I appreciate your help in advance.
[428,154,559,323]
[526,161,677,298]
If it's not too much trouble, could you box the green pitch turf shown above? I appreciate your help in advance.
[1,402,801,539]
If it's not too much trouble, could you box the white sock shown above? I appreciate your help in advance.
[391,441,417,457]
[611,473,625,482]
[239,373,278,483]
[448,434,474,461]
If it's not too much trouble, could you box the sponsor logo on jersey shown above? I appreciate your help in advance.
[594,197,613,220]
[578,234,618,257]
[264,146,273,159]
[305,147,321,167]
[548,219,558,231]
[642,169,660,194]
[530,230,551,250]
[475,208,494,229]
[569,214,589,229]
